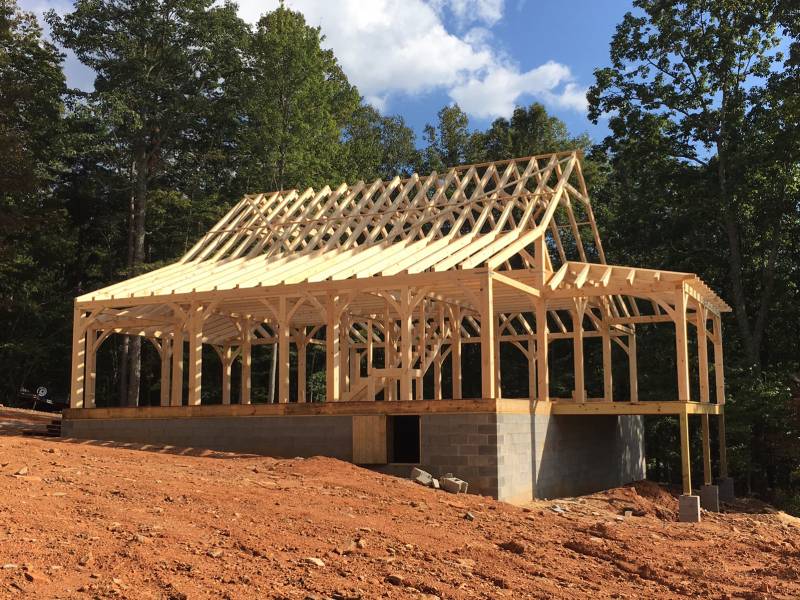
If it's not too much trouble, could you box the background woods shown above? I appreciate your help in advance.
[1,1,798,509]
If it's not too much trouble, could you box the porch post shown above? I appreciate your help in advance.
[240,318,252,405]
[451,306,462,400]
[399,287,413,401]
[675,286,691,402]
[628,333,639,403]
[170,329,184,406]
[326,295,341,402]
[187,304,204,406]
[572,299,586,402]
[221,344,233,405]
[296,329,307,403]
[278,296,290,404]
[69,307,87,408]
[535,300,549,402]
[159,334,171,407]
[479,274,496,399]
[679,410,692,495]
[85,328,98,408]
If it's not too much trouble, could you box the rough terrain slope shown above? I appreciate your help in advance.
[0,409,797,599]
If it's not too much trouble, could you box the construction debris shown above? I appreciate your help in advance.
[410,467,433,487]
[410,468,468,494]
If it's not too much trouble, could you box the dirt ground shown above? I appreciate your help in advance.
[0,408,797,599]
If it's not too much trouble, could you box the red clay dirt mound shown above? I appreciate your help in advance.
[0,412,798,599]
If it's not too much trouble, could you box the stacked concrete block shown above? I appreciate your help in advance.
[419,413,500,496]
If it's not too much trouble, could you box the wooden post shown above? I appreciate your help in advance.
[159,334,171,407]
[433,307,443,400]
[340,314,349,399]
[278,296,290,404]
[385,305,395,401]
[712,315,725,404]
[416,299,426,400]
[675,287,690,402]
[527,338,536,401]
[296,330,307,403]
[535,300,549,402]
[679,410,692,495]
[399,287,413,401]
[451,306,462,400]
[187,304,204,406]
[602,324,613,402]
[240,318,252,405]
[171,329,184,406]
[365,320,374,402]
[85,328,98,409]
[628,333,639,403]
[697,306,710,403]
[572,300,585,402]
[69,307,87,408]
[366,319,374,375]
[494,314,502,398]
[480,275,496,399]
[326,295,341,403]
[701,414,712,486]
[221,344,233,405]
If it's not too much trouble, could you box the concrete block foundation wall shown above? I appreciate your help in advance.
[534,415,647,499]
[61,415,354,461]
[62,410,645,502]
[393,412,644,502]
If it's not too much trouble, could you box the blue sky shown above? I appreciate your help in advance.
[24,0,635,143]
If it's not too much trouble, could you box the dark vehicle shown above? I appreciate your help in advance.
[15,386,68,413]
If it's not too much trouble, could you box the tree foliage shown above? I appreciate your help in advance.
[589,0,800,501]
[0,1,73,403]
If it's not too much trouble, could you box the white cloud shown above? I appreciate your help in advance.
[451,62,588,118]
[22,0,588,120]
[429,0,506,27]
[242,0,586,119]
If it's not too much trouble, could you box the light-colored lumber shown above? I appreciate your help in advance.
[679,410,692,495]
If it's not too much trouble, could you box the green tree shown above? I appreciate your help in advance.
[587,0,786,370]
[47,0,250,405]
[341,104,419,181]
[237,5,360,192]
[476,103,590,161]
[421,104,471,172]
[588,0,800,501]
[0,1,73,402]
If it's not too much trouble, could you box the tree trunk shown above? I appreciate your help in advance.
[716,99,761,371]
[125,147,149,406]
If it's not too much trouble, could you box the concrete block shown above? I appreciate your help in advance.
[410,467,433,486]
[441,476,468,494]
[678,494,701,523]
[700,485,720,512]
[716,477,735,503]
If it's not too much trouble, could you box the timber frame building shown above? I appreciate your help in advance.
[66,150,730,503]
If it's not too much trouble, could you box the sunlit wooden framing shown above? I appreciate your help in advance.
[69,150,732,495]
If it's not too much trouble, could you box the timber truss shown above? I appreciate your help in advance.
[69,150,732,495]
